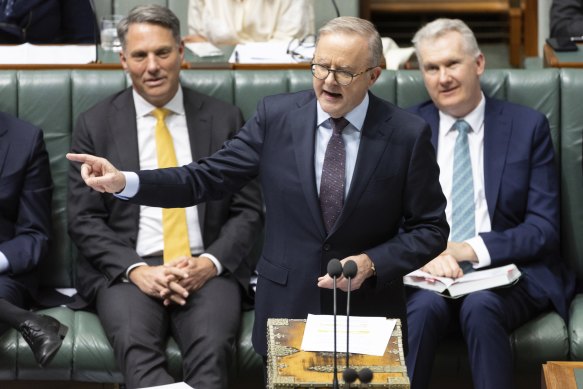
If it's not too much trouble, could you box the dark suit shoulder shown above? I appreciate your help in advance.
[0,111,43,141]
[485,96,546,121]
[260,89,315,110]
[78,88,132,119]
[406,99,435,116]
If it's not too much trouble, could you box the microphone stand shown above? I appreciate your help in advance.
[342,260,358,388]
[333,273,339,389]
[327,259,343,389]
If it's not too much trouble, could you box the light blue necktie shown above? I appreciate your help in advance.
[450,120,475,272]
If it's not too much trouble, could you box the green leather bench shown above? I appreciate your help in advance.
[0,69,581,388]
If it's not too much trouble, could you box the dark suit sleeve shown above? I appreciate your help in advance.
[0,128,52,275]
[133,111,264,208]
[550,0,583,37]
[68,111,143,283]
[480,114,561,264]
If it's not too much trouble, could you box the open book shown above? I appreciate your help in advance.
[404,264,521,298]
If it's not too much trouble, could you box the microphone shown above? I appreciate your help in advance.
[342,367,358,388]
[327,258,343,389]
[359,368,374,385]
[342,260,357,377]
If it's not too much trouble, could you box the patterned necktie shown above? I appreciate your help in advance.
[450,119,475,272]
[152,108,191,262]
[320,117,349,233]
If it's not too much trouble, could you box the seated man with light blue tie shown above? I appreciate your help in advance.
[404,18,575,389]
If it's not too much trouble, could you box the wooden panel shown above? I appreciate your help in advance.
[541,361,583,389]
[370,1,510,13]
[267,318,409,388]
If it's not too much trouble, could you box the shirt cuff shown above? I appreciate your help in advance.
[124,262,148,282]
[465,236,491,268]
[200,253,223,275]
[0,251,9,273]
[115,172,139,199]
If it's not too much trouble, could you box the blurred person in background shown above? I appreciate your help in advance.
[183,0,314,45]
[550,0,583,37]
[0,0,95,44]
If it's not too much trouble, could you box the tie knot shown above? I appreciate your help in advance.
[152,107,170,121]
[330,117,349,135]
[454,119,471,135]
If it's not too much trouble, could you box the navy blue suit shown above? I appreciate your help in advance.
[130,89,450,356]
[405,97,575,389]
[0,112,52,310]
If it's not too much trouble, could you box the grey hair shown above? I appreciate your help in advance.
[412,18,481,62]
[117,4,181,50]
[317,16,383,67]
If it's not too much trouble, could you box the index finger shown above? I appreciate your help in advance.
[66,153,99,164]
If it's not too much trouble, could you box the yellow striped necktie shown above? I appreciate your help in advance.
[152,108,191,262]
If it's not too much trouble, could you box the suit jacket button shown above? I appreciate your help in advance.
[323,244,331,251]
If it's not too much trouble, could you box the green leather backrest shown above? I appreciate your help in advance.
[559,69,583,278]
[0,69,579,290]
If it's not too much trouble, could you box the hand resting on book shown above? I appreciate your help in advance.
[421,241,478,278]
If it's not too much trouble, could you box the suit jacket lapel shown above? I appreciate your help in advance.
[290,94,326,237]
[109,90,141,232]
[110,89,140,172]
[483,97,512,220]
[336,93,394,230]
[419,103,440,149]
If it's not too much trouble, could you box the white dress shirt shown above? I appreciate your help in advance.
[437,93,492,268]
[128,87,222,274]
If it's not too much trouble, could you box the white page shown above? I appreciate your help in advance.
[138,382,194,389]
[185,42,223,57]
[229,42,314,64]
[0,43,96,64]
[300,314,395,356]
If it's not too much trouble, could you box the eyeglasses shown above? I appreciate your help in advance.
[311,63,377,86]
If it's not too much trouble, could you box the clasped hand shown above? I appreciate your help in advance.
[129,256,218,306]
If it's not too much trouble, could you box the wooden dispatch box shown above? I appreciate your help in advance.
[267,318,410,388]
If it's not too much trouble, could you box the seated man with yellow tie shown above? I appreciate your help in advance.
[67,5,263,389]
[404,18,574,389]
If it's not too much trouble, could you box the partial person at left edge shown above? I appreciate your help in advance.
[0,0,95,44]
[0,111,69,367]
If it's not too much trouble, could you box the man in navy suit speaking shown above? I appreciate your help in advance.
[68,16,450,359]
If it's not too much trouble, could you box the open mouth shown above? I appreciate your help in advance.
[323,90,342,99]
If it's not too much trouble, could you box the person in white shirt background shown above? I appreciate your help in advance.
[183,0,315,45]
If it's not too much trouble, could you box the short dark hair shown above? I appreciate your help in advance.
[117,4,181,50]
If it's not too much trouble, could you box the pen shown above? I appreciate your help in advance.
[570,36,583,42]
[234,50,239,63]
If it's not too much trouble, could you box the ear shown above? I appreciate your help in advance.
[119,51,128,71]
[178,41,185,61]
[368,67,382,86]
[475,52,486,76]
